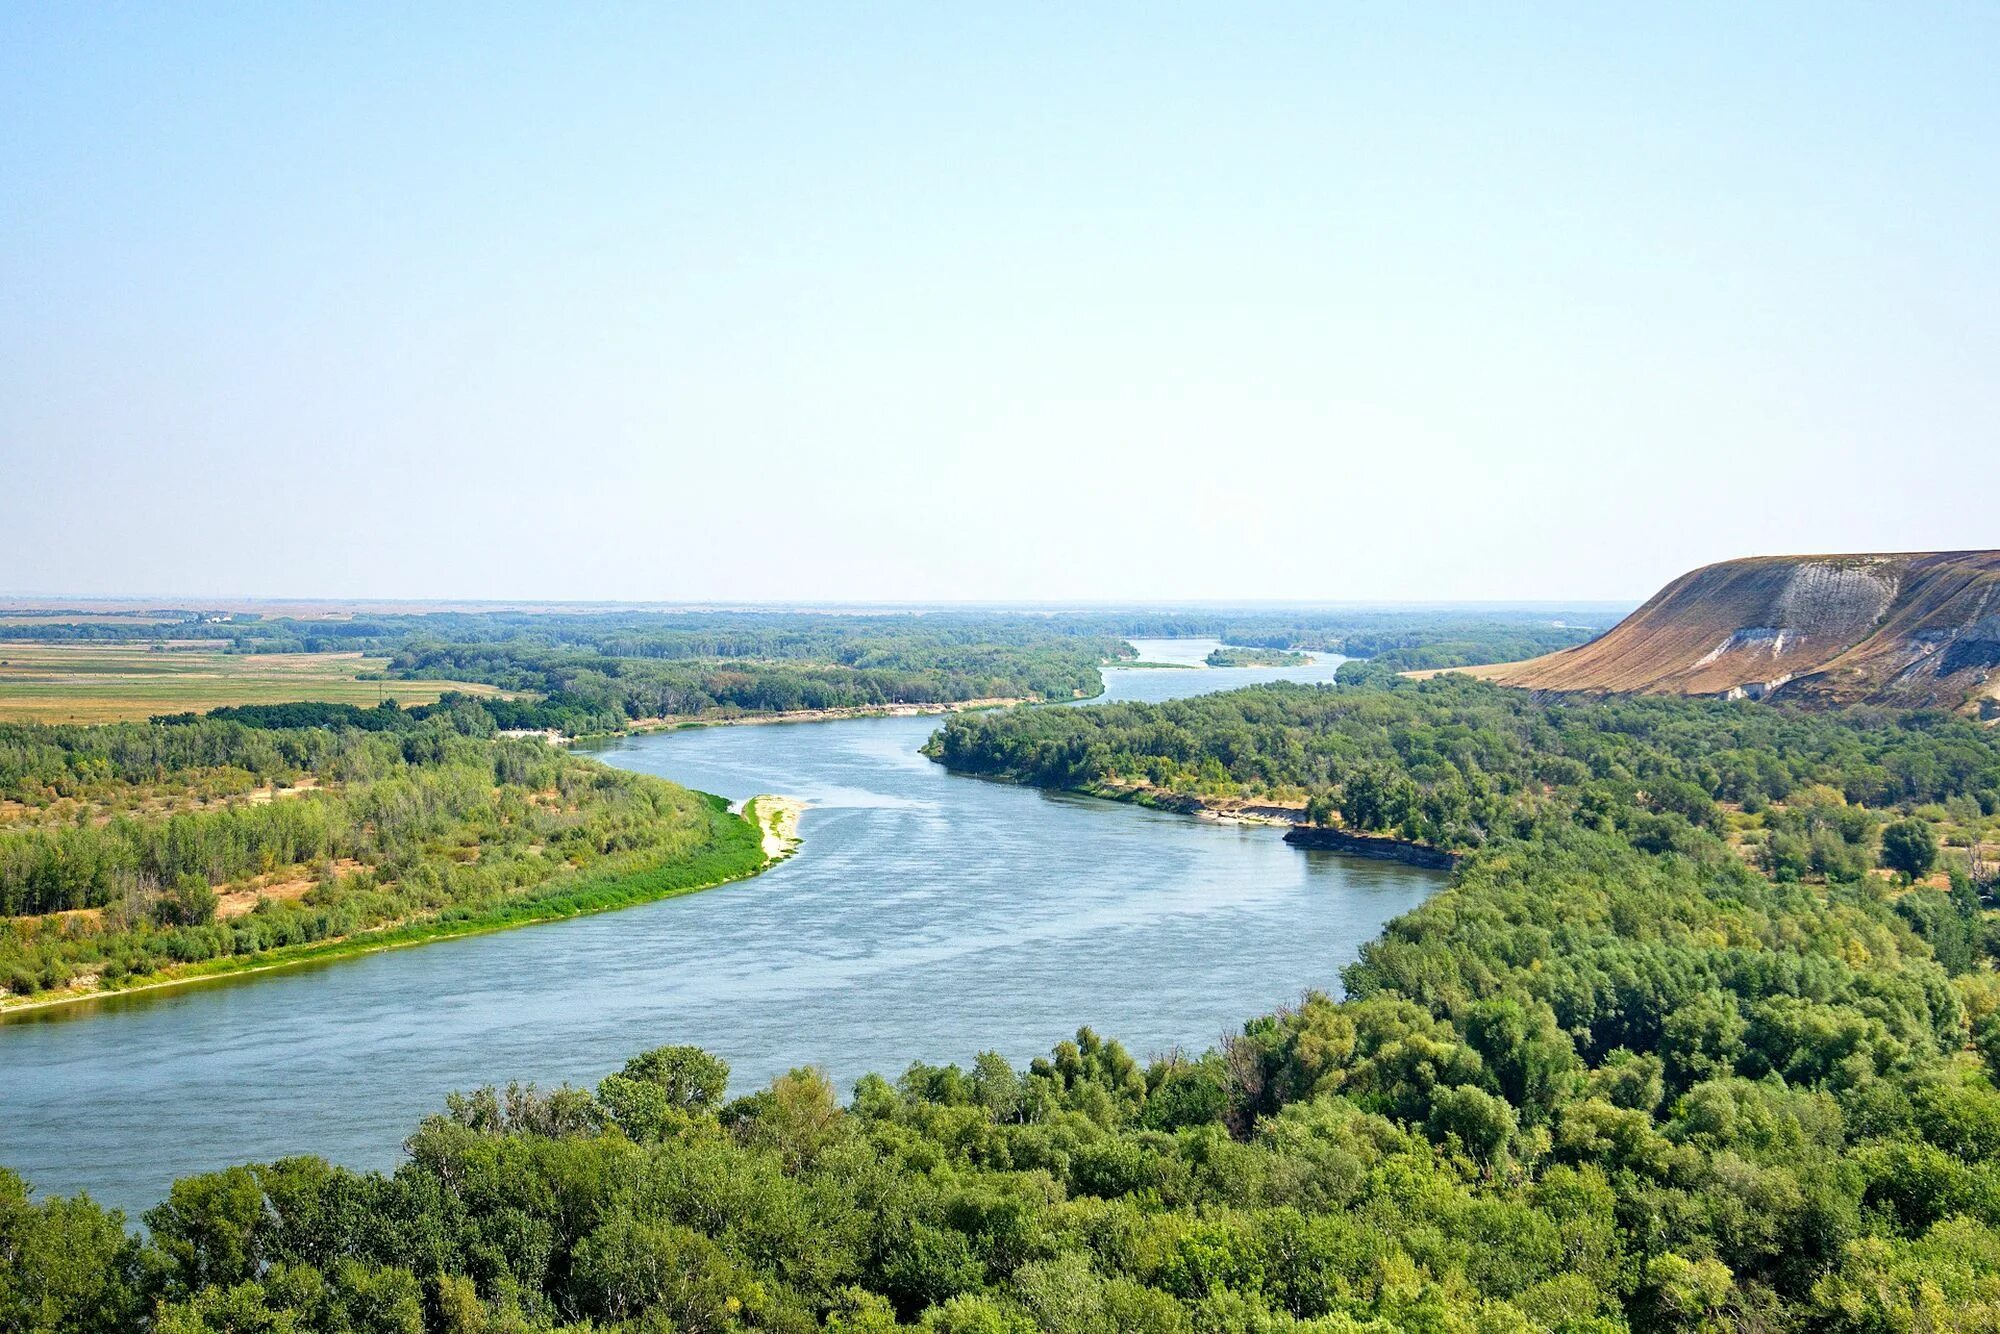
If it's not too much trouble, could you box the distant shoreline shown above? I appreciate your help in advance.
[621,695,1032,736]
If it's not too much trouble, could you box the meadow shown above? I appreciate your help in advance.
[0,643,501,724]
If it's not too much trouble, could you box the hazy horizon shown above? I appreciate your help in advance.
[0,593,1637,615]
[6,5,1994,603]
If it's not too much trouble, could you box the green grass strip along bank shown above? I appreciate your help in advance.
[0,796,768,1018]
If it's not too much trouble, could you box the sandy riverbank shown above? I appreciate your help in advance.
[741,794,805,860]
[1078,779,1306,826]
[1061,779,1457,868]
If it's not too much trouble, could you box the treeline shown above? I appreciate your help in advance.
[1,697,508,805]
[5,610,1607,738]
[0,707,758,998]
[387,643,1111,728]
[1334,633,1586,674]
[928,676,2000,855]
[10,810,2000,1329]
[1204,647,1309,668]
[2,605,1599,673]
[1230,620,1595,665]
[0,609,1131,661]
[1073,610,1606,666]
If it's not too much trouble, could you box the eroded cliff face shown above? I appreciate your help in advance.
[1473,552,2000,712]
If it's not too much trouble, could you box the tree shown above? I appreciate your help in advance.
[573,1213,759,1331]
[1338,767,1391,832]
[598,1047,730,1141]
[1427,1084,1517,1168]
[144,1166,268,1297]
[1880,819,1938,881]
[880,1224,984,1317]
[726,1067,845,1171]
[1646,1254,1738,1331]
[616,1046,728,1108]
[970,1051,1022,1122]
[152,874,219,928]
[0,1172,144,1334]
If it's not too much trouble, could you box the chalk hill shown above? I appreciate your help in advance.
[1473,552,2000,713]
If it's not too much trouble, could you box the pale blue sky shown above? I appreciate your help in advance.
[3,5,1994,602]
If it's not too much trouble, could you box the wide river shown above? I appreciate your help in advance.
[0,640,1440,1216]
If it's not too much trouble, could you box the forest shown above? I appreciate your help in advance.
[383,642,1114,735]
[9,675,2000,1330]
[3,608,1602,737]
[1203,649,1310,669]
[0,704,764,1001]
[369,612,1600,731]
[928,677,2000,861]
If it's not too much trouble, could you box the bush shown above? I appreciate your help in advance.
[1882,819,1940,881]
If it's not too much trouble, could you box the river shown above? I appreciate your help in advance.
[0,640,1441,1216]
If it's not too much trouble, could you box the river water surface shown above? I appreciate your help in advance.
[0,641,1440,1216]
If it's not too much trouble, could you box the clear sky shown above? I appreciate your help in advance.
[2,5,1994,604]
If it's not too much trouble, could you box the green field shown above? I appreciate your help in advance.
[0,643,503,723]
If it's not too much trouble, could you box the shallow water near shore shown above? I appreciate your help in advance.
[0,641,1439,1217]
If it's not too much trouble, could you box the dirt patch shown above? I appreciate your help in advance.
[8,905,105,932]
[216,858,363,920]
[1870,867,1954,894]
[240,778,320,805]
[1088,779,1305,826]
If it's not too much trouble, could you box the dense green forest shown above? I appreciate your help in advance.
[10,677,2000,1330]
[384,643,1113,735]
[1204,649,1311,669]
[0,704,764,1001]
[928,678,2000,858]
[1135,615,1602,668]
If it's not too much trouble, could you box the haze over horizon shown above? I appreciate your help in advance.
[5,5,1994,604]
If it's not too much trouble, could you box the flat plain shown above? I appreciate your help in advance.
[0,643,502,723]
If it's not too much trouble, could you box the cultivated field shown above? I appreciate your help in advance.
[0,643,502,724]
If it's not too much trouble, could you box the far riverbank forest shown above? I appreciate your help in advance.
[1204,648,1311,669]
[0,606,1602,733]
[9,669,2000,1328]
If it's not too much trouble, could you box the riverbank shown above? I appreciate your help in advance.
[970,773,1458,870]
[742,794,805,861]
[3,674,1440,1218]
[1280,823,1460,870]
[0,796,784,1018]
[615,696,1033,737]
[1079,779,1306,826]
